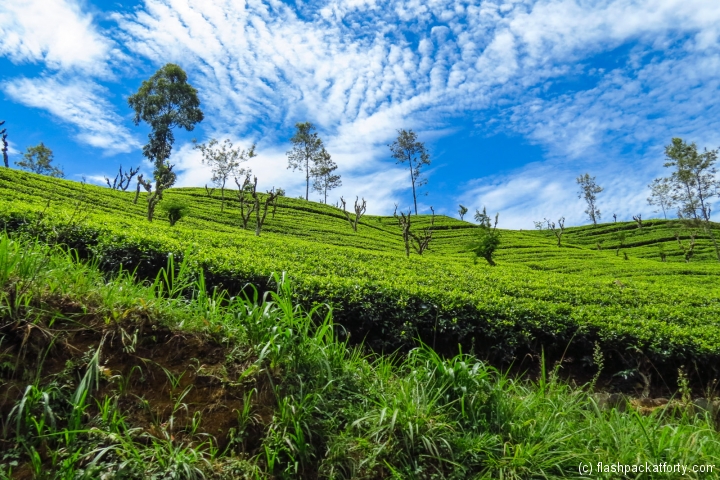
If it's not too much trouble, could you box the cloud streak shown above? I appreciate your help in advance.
[3,76,141,154]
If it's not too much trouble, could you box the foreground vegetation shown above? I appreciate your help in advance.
[1,234,719,479]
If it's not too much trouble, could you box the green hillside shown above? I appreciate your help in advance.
[3,232,718,478]
[2,168,720,386]
[2,168,720,477]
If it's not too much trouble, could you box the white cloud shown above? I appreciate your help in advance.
[458,155,669,229]
[4,0,720,222]
[0,0,112,74]
[114,0,720,143]
[3,76,141,154]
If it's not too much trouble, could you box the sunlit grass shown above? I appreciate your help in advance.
[1,233,718,478]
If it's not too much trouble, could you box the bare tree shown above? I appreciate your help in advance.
[195,138,254,212]
[632,214,643,229]
[235,175,256,229]
[393,204,436,256]
[394,205,412,257]
[411,206,435,255]
[675,230,697,263]
[340,196,367,232]
[105,165,140,191]
[252,185,280,236]
[389,129,430,215]
[134,175,147,204]
[576,173,603,225]
[546,217,565,247]
[232,175,280,236]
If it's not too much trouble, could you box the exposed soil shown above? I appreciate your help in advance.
[0,299,275,475]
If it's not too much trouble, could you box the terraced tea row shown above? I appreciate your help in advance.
[2,169,720,385]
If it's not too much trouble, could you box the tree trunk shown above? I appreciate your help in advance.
[409,158,417,215]
[221,178,225,213]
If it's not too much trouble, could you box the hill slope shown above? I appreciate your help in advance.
[2,168,720,389]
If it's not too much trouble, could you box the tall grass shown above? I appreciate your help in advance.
[1,232,718,479]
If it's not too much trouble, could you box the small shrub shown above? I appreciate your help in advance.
[160,198,190,226]
[470,207,500,266]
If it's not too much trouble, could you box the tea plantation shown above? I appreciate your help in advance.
[2,168,720,380]
[2,168,720,479]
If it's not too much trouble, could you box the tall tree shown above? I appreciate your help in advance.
[128,63,203,221]
[647,178,674,219]
[661,137,720,261]
[576,173,603,225]
[16,143,64,177]
[195,138,255,212]
[0,120,8,168]
[311,148,341,203]
[287,122,324,201]
[389,129,430,215]
[663,138,719,222]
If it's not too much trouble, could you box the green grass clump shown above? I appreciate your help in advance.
[1,233,719,478]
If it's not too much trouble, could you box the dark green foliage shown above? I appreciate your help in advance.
[128,63,203,165]
[15,143,64,178]
[471,207,500,266]
[160,197,190,226]
[128,63,203,221]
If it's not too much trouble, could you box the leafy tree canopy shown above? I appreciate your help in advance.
[16,143,64,178]
[128,63,203,166]
[389,129,430,215]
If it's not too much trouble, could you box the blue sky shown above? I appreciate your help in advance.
[1,0,719,228]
